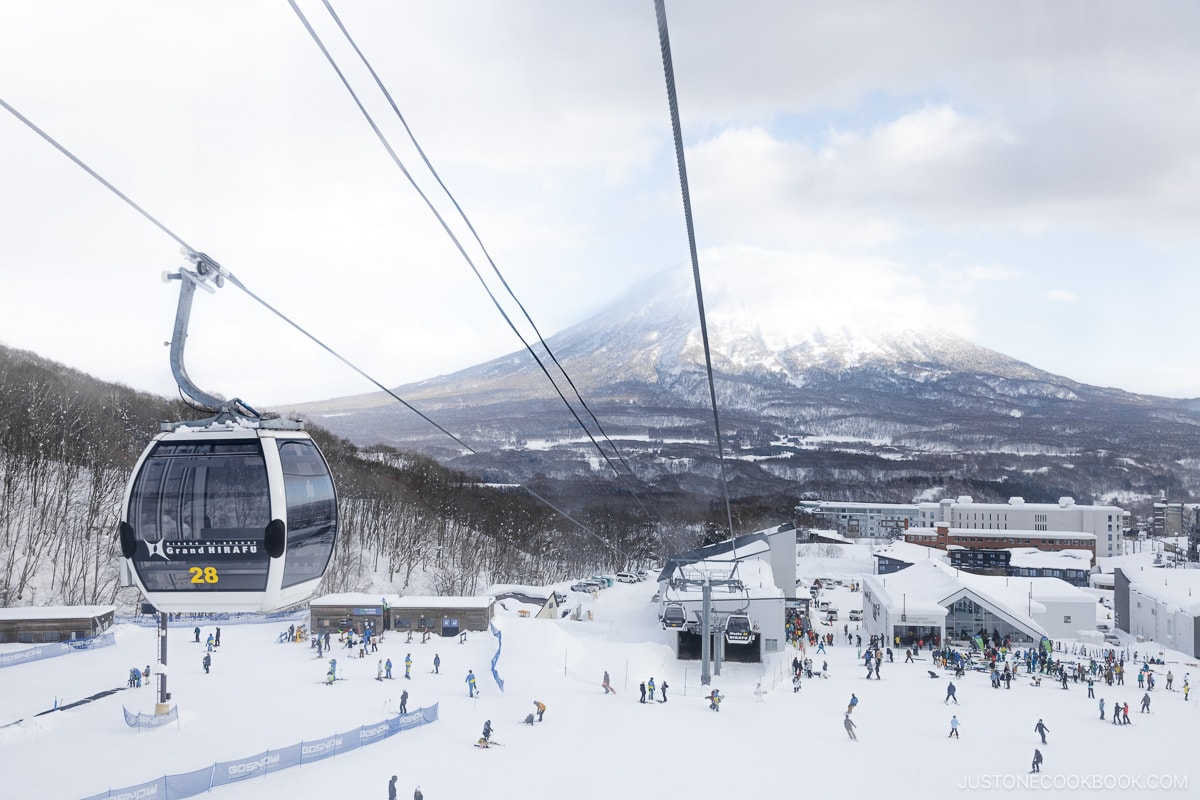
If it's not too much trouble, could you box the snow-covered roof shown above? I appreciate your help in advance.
[309,593,401,607]
[390,596,495,610]
[1125,569,1200,616]
[0,605,114,621]
[908,527,1096,542]
[871,540,949,565]
[1005,548,1093,569]
[666,557,783,601]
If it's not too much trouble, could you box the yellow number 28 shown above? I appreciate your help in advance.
[189,566,220,584]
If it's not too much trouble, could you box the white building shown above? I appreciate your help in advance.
[797,500,919,540]
[862,559,1098,647]
[656,523,797,661]
[917,496,1127,558]
[1114,567,1200,658]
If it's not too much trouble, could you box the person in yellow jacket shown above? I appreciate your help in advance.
[534,700,546,722]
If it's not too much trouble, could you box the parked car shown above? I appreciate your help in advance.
[825,608,839,622]
[1103,632,1121,645]
[616,572,639,583]
[571,581,600,593]
[848,609,863,621]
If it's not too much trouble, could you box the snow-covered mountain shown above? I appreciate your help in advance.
[292,261,1200,508]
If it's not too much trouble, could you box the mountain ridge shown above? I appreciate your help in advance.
[286,267,1200,513]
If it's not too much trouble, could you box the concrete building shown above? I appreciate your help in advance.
[797,500,919,540]
[917,496,1126,558]
[656,523,797,662]
[1114,567,1200,658]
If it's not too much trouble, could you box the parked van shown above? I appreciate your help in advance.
[616,572,639,583]
[848,609,863,622]
[818,600,831,612]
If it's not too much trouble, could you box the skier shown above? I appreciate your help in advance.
[1141,692,1151,713]
[465,670,477,697]
[1098,698,1105,720]
[433,653,441,674]
[405,653,412,680]
[659,681,669,703]
[844,713,857,741]
[647,677,656,701]
[1031,749,1043,774]
[1122,701,1131,724]
[214,626,221,647]
[847,693,858,714]
[414,786,423,800]
[948,715,959,739]
[602,670,615,694]
[202,653,211,674]
[534,699,546,722]
[945,681,958,704]
[639,681,647,703]
[193,626,201,643]
[1034,718,1049,744]
[481,719,493,743]
[1087,676,1095,698]
[400,689,409,714]
[388,775,398,800]
[385,658,393,679]
[377,660,384,681]
[707,689,722,711]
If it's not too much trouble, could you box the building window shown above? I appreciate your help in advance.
[1063,616,1071,624]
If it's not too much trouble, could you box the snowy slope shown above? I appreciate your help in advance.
[2,562,1196,800]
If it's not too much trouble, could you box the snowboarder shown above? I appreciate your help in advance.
[639,682,647,703]
[482,719,493,743]
[1087,676,1095,698]
[1140,692,1151,713]
[844,713,857,741]
[433,653,441,674]
[400,689,409,714]
[522,713,535,725]
[647,677,656,701]
[948,715,959,738]
[945,682,958,704]
[202,653,211,674]
[466,670,477,697]
[385,658,393,679]
[659,681,669,703]
[405,654,412,679]
[1034,718,1049,744]
[602,670,614,694]
[388,775,398,800]
[534,700,546,721]
[206,633,214,652]
[1031,749,1043,774]
[214,626,221,647]
[193,626,200,643]
[847,693,859,714]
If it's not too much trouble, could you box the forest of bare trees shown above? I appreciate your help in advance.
[0,345,679,610]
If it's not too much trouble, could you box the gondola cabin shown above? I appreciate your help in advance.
[119,419,337,613]
[724,612,754,644]
[662,603,687,630]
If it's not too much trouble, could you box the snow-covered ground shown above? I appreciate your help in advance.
[3,558,1198,800]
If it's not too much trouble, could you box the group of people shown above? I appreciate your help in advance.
[126,665,150,687]
[638,677,668,703]
[387,776,421,800]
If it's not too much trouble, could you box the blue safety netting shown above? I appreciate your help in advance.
[82,703,438,800]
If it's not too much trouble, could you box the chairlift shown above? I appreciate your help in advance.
[724,612,755,644]
[662,603,687,630]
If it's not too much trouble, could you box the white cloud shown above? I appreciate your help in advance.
[1047,289,1078,303]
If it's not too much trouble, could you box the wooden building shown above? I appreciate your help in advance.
[0,605,115,644]
[308,593,494,638]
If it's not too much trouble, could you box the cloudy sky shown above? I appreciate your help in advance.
[3,1,1200,406]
